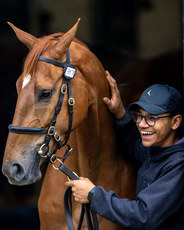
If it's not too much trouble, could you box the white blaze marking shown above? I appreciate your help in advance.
[22,74,31,89]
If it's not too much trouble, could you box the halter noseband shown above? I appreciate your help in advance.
[8,50,76,160]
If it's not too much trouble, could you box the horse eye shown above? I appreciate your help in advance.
[39,89,52,100]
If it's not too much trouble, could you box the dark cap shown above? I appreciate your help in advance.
[129,84,183,115]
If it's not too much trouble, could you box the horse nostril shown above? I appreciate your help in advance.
[9,161,25,182]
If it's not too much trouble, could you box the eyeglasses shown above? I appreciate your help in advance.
[132,112,172,127]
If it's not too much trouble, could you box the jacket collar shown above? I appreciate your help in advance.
[149,137,184,161]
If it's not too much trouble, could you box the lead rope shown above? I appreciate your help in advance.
[44,147,99,230]
[64,187,99,230]
[46,153,99,230]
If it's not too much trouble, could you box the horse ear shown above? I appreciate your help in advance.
[7,22,37,49]
[55,18,81,56]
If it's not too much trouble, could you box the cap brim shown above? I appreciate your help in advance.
[128,100,168,115]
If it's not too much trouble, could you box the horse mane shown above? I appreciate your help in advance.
[23,32,88,77]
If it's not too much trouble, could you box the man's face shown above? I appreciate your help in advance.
[136,108,180,147]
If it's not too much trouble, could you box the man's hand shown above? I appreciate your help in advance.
[103,71,126,119]
[65,177,96,204]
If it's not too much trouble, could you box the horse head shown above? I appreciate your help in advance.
[2,19,109,186]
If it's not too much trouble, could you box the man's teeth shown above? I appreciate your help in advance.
[141,131,154,135]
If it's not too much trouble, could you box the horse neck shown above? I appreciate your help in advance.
[64,44,117,179]
[69,100,116,180]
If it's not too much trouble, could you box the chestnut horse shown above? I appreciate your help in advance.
[2,20,136,230]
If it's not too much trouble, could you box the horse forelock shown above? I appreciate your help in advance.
[23,36,54,77]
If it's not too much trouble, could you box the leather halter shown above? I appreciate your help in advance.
[8,50,76,159]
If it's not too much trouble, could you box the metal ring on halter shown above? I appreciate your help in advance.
[68,98,75,106]
[38,143,49,158]
[61,84,67,94]
[48,126,55,136]
[52,157,63,170]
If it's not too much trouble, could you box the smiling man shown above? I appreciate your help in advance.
[129,83,183,148]
[65,71,184,230]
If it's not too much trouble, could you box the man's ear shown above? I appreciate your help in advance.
[172,114,182,130]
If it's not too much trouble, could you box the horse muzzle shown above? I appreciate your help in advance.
[2,153,42,185]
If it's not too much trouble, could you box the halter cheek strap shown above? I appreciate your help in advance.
[8,50,75,160]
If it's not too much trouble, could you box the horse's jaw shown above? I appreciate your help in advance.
[2,147,42,186]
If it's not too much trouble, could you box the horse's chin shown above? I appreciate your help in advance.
[8,170,42,185]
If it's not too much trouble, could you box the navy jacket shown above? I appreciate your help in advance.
[90,111,184,229]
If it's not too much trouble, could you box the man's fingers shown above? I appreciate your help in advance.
[106,72,119,99]
[65,181,73,187]
[79,177,88,181]
[106,70,114,81]
[107,75,116,88]
[103,97,114,111]
[106,70,116,84]
[103,97,110,104]
[65,177,87,187]
[105,70,110,76]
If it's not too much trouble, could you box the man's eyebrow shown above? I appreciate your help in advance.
[137,110,156,116]
[135,109,140,113]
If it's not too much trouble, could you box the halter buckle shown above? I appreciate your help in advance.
[48,126,55,135]
[54,132,61,141]
[68,98,75,106]
[61,84,67,94]
[52,157,63,170]
[50,154,57,164]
